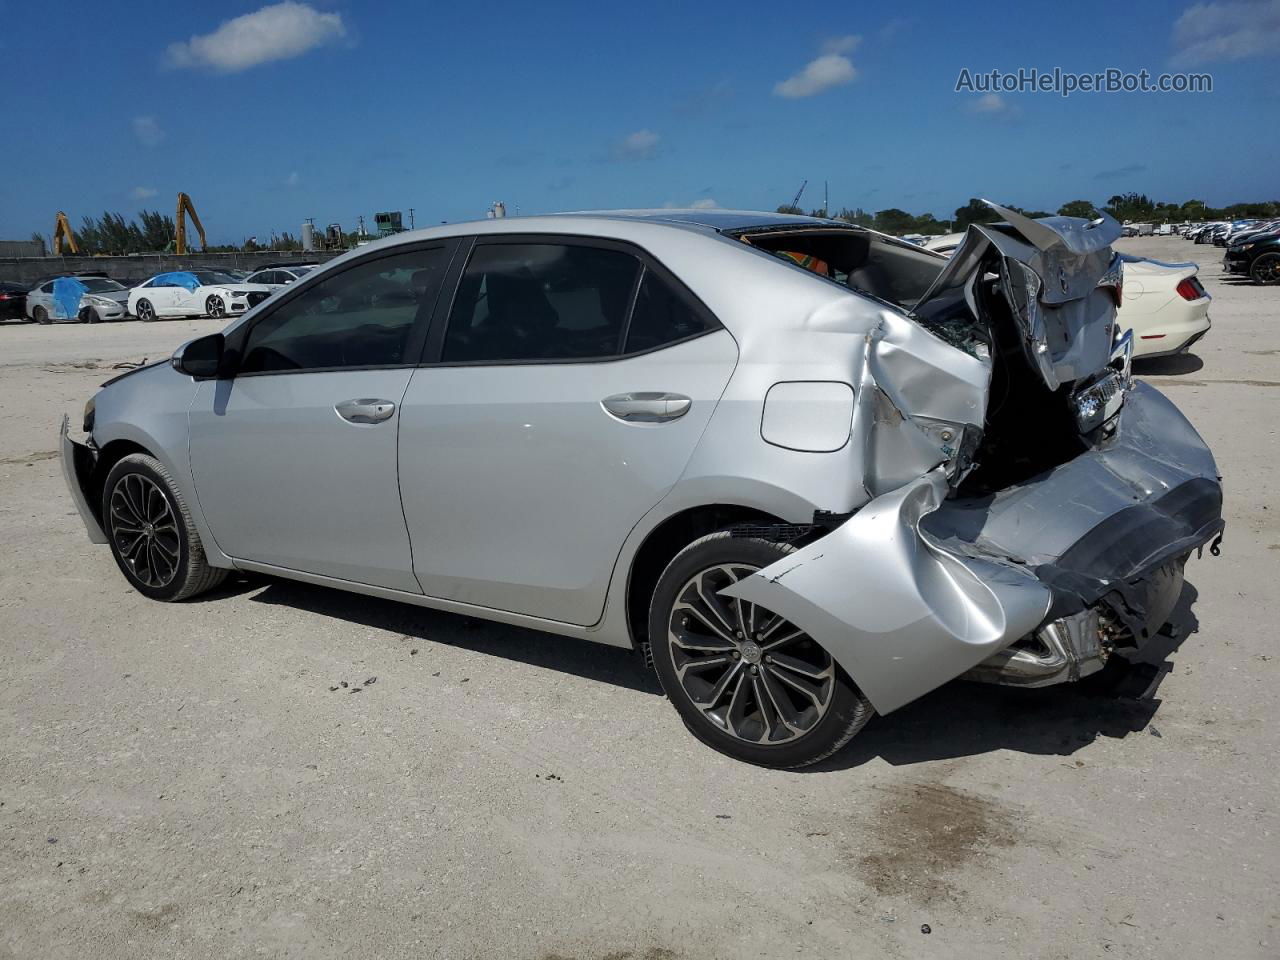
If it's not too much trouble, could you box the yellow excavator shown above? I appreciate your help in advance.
[53,211,78,255]
[174,192,207,255]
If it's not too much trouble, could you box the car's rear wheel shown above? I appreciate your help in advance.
[135,299,156,322]
[34,306,50,325]
[205,295,226,318]
[1250,253,1280,285]
[103,453,227,602]
[648,531,874,768]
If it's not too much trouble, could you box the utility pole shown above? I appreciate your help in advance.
[408,208,415,230]
[824,180,829,217]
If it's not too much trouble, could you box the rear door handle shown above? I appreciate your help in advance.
[336,398,396,424]
[601,392,692,423]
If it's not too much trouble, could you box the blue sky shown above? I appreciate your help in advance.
[2,0,1278,244]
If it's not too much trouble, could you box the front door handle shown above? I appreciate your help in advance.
[336,398,396,424]
[601,392,692,423]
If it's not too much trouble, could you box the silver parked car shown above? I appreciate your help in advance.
[61,206,1223,767]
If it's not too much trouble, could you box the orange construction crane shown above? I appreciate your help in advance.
[53,211,78,255]
[174,192,207,255]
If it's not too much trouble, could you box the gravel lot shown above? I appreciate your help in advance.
[1,236,1276,960]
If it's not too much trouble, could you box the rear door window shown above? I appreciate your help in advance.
[624,268,719,353]
[442,242,641,362]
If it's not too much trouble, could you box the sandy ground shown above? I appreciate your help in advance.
[0,237,1276,960]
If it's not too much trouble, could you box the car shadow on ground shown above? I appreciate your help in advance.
[227,574,663,696]
[209,573,1202,770]
[1133,353,1204,376]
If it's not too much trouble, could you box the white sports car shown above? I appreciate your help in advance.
[919,233,1211,359]
[127,270,273,322]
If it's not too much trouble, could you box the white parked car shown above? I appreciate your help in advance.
[1117,257,1212,358]
[920,234,1211,359]
[243,264,318,289]
[128,270,273,321]
[27,276,131,324]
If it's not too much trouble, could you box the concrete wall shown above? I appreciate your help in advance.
[0,250,346,286]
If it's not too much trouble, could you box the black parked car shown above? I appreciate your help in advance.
[0,281,28,321]
[1224,231,1280,284]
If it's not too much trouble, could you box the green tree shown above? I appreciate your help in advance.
[953,198,1002,229]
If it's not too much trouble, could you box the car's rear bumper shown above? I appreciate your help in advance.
[721,382,1223,714]
[60,415,107,544]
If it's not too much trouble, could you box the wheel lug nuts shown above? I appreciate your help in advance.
[732,651,740,659]
[764,655,772,664]
[735,631,743,638]
[749,665,758,674]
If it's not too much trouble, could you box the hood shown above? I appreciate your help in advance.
[84,289,131,304]
[215,283,273,294]
[911,201,1124,392]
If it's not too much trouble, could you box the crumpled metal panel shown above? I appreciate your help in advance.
[720,383,1220,715]
[720,469,1052,714]
[913,201,1123,391]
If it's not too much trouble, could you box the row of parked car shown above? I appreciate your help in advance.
[0,264,318,325]
[1178,219,1280,285]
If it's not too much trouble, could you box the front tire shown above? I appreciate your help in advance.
[135,299,156,322]
[102,454,227,601]
[205,295,226,318]
[79,306,99,324]
[648,531,874,768]
[1250,252,1280,285]
[34,306,50,325]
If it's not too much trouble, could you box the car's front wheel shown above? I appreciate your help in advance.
[649,531,874,768]
[33,306,50,324]
[78,306,99,324]
[103,453,227,601]
[205,295,226,318]
[1250,252,1280,285]
[135,299,156,322]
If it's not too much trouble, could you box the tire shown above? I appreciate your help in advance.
[205,295,226,319]
[135,299,156,322]
[648,531,874,769]
[79,306,99,324]
[33,306,50,325]
[102,453,227,602]
[1250,252,1280,286]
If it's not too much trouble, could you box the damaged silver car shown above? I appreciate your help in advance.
[61,205,1223,767]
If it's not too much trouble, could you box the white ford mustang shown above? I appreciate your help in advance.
[127,270,273,322]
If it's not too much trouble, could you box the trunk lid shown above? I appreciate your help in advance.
[912,201,1125,394]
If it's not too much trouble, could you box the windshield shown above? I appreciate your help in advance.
[79,278,126,292]
[193,271,240,285]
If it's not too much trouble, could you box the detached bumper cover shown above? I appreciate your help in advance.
[721,382,1222,714]
[60,415,107,544]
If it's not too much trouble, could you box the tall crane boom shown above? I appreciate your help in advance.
[175,192,207,255]
[790,179,808,210]
[53,211,78,255]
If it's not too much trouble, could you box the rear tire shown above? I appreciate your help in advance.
[1250,253,1280,285]
[648,531,874,768]
[102,453,227,602]
[34,306,50,325]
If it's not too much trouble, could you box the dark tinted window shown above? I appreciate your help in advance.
[240,246,448,373]
[443,243,640,362]
[624,268,717,353]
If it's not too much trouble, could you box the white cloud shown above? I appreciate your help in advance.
[132,115,164,147]
[821,34,861,55]
[1171,0,1280,64]
[967,93,1021,120]
[132,186,158,200]
[775,52,857,98]
[165,2,346,73]
[610,129,660,161]
[690,198,719,209]
[285,171,300,186]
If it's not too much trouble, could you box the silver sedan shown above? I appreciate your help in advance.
[61,207,1223,767]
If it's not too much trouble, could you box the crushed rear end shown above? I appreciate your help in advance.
[722,204,1223,714]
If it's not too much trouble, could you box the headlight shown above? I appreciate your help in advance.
[1241,242,1255,251]
[87,296,116,306]
[82,397,95,434]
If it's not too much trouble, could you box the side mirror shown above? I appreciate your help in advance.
[171,333,225,378]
